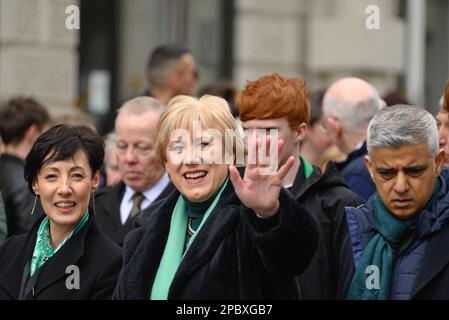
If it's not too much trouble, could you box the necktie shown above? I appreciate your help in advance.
[129,192,145,220]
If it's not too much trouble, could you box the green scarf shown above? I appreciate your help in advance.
[30,210,90,277]
[150,177,229,300]
[347,179,440,300]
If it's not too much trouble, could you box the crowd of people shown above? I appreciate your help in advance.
[0,43,449,300]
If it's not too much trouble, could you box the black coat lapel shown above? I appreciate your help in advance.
[32,216,91,296]
[0,229,37,298]
[410,224,449,298]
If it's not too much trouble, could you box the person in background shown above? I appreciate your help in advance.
[338,105,449,300]
[199,79,239,118]
[435,93,449,167]
[0,97,51,237]
[322,77,382,200]
[436,78,449,167]
[94,97,174,245]
[113,95,318,300]
[237,74,363,299]
[301,90,334,168]
[144,44,198,104]
[103,132,121,187]
[0,192,6,246]
[0,124,122,299]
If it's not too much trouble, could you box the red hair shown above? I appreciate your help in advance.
[237,73,310,128]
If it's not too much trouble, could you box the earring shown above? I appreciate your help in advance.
[92,192,96,215]
[30,193,38,215]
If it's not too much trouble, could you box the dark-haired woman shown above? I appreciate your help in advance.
[0,124,122,299]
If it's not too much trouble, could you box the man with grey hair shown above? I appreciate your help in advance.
[95,97,174,245]
[322,77,382,200]
[337,104,449,300]
[143,44,198,104]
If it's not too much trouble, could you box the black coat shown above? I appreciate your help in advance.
[94,181,175,245]
[294,162,364,299]
[0,211,122,300]
[113,177,319,300]
[0,154,42,236]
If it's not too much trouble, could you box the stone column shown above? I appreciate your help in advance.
[0,0,79,116]
[233,0,306,88]
[305,0,405,94]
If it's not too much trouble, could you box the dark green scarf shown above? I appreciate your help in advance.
[347,179,440,300]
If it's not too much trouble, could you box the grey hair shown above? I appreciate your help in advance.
[323,87,381,134]
[117,96,164,116]
[104,132,116,162]
[367,104,439,157]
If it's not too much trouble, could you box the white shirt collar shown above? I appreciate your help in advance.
[120,173,170,224]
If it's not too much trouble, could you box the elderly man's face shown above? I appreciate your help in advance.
[365,142,444,219]
[115,110,164,192]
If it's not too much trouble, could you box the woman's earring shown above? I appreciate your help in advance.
[92,192,96,215]
[30,193,38,215]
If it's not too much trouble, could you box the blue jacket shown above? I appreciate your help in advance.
[341,155,376,201]
[337,169,449,299]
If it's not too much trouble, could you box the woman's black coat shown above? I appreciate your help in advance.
[113,178,319,300]
[0,211,122,300]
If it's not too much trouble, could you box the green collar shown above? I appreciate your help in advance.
[30,210,90,277]
[301,156,314,179]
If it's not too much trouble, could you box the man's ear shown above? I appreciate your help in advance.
[435,149,445,175]
[327,117,341,136]
[167,69,181,90]
[364,155,375,181]
[294,123,308,143]
[24,124,40,145]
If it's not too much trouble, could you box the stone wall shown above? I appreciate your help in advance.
[233,0,405,95]
[0,0,79,116]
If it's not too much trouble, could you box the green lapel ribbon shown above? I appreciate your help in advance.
[347,179,440,300]
[30,209,90,277]
[150,177,229,300]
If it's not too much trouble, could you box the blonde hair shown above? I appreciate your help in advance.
[155,95,243,164]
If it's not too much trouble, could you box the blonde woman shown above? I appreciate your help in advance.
[113,95,318,300]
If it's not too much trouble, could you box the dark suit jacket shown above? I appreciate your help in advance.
[0,211,122,300]
[94,181,175,245]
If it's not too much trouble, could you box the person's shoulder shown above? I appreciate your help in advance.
[0,234,29,261]
[308,164,365,207]
[95,182,125,199]
[342,155,369,176]
[86,219,122,256]
[1,234,26,249]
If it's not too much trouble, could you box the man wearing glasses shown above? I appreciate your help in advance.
[95,97,174,245]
